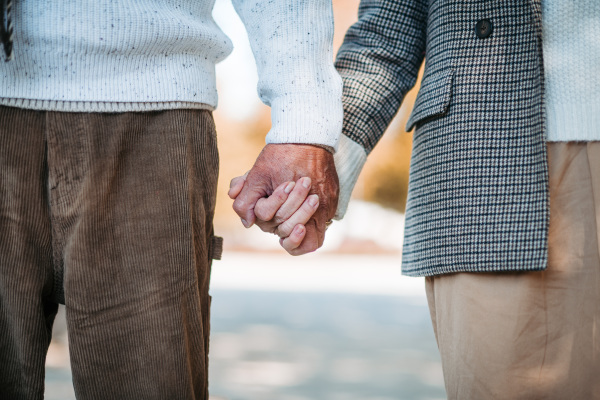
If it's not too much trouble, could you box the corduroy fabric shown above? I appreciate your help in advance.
[0,106,219,399]
[335,0,548,276]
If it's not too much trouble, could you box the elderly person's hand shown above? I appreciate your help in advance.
[229,144,339,255]
[229,175,318,252]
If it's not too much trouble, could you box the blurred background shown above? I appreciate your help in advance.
[45,0,446,399]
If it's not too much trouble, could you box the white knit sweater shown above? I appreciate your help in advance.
[334,0,600,219]
[542,1,600,141]
[0,0,343,149]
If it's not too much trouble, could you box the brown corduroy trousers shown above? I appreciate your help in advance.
[0,106,219,399]
[426,142,600,399]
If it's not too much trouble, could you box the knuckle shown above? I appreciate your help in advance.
[232,199,246,212]
[278,225,292,238]
[254,207,270,221]
[272,213,286,225]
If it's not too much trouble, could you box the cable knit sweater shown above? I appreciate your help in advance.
[0,0,343,149]
[333,0,600,219]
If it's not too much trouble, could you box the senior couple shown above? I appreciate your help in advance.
[1,0,599,399]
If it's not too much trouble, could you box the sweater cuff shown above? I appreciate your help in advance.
[334,134,367,220]
[266,93,343,151]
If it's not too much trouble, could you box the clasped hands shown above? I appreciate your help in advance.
[229,144,339,255]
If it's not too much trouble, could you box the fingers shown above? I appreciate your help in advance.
[275,194,319,238]
[285,219,320,255]
[230,143,339,253]
[279,224,307,254]
[254,177,311,223]
[254,181,296,221]
[228,172,248,199]
[273,177,312,223]
[253,176,313,234]
[232,178,268,227]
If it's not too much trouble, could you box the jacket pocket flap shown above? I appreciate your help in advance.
[406,68,454,131]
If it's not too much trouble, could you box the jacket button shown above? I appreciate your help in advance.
[475,19,493,39]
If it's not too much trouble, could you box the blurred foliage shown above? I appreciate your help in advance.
[358,130,413,213]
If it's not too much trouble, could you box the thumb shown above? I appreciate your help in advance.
[228,172,249,199]
[232,179,269,228]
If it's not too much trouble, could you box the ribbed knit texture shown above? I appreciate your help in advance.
[0,98,212,113]
[333,134,367,219]
[0,0,343,148]
[542,1,600,141]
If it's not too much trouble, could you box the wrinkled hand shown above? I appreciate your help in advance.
[230,144,339,255]
[229,176,319,251]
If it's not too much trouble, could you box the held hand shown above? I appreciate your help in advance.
[230,144,339,255]
[229,175,319,252]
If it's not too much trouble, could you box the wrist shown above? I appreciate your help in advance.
[265,93,343,151]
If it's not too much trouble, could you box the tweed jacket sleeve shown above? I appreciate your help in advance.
[335,0,427,153]
[333,0,427,218]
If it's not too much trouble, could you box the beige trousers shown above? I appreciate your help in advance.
[426,142,600,400]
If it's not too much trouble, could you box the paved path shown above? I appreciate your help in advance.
[45,252,446,400]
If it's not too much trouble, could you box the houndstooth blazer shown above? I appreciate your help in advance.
[335,0,548,276]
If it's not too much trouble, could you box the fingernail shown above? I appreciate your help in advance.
[302,177,311,188]
[284,181,295,194]
[295,225,305,235]
[241,218,249,228]
[308,194,319,207]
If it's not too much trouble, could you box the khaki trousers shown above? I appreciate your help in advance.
[0,106,219,399]
[426,142,600,399]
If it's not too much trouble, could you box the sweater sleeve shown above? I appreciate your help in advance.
[333,133,367,219]
[232,0,343,150]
